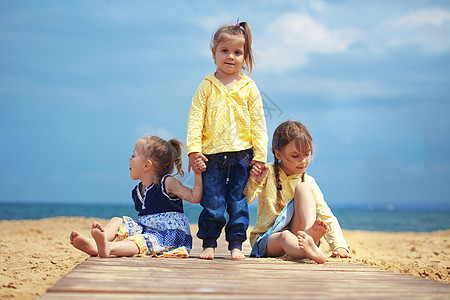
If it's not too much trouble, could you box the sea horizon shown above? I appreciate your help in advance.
[1,202,449,233]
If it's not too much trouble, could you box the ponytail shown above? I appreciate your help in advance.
[168,138,184,178]
[238,21,254,74]
[140,136,185,182]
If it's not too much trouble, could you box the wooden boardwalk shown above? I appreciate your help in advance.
[42,235,450,299]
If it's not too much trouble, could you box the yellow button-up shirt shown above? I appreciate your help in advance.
[244,163,348,251]
[186,74,268,163]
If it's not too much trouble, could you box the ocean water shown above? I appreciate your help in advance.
[0,203,449,232]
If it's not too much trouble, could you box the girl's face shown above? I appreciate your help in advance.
[212,35,245,76]
[275,141,312,176]
[129,140,148,181]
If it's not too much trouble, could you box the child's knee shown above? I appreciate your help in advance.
[294,182,313,198]
[111,217,124,224]
[279,230,295,244]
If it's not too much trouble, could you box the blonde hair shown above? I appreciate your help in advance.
[211,21,254,74]
[272,121,313,209]
[139,136,184,182]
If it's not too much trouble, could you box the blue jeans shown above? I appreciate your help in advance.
[197,149,253,250]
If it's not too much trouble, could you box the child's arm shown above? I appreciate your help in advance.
[244,163,268,204]
[247,83,268,163]
[187,80,210,166]
[306,176,350,256]
[318,202,350,255]
[165,164,203,204]
[317,199,350,256]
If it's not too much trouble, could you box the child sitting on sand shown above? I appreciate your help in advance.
[245,121,350,263]
[70,136,204,258]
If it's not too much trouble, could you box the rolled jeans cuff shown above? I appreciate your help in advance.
[228,240,243,251]
[202,238,217,249]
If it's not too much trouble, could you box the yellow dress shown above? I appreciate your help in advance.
[244,163,348,251]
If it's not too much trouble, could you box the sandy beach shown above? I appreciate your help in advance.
[0,217,449,299]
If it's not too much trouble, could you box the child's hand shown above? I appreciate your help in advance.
[188,152,207,173]
[193,157,207,175]
[249,161,268,183]
[331,247,351,258]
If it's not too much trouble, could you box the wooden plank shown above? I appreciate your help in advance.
[42,235,450,299]
[46,269,449,294]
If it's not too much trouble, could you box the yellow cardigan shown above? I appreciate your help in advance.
[186,73,268,163]
[244,163,349,251]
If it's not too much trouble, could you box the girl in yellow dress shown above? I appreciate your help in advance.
[245,121,350,263]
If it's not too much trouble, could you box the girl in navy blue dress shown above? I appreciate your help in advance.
[70,136,204,258]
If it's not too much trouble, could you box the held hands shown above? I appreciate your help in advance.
[249,160,268,183]
[331,247,351,258]
[188,152,208,175]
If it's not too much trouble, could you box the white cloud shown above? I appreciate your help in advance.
[305,0,327,14]
[398,8,450,28]
[255,6,450,72]
[375,8,450,53]
[256,12,358,73]
[188,13,236,32]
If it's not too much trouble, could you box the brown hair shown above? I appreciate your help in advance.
[139,136,184,182]
[272,121,313,209]
[211,21,254,74]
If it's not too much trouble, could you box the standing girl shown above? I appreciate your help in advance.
[245,121,350,263]
[70,136,204,258]
[187,21,268,260]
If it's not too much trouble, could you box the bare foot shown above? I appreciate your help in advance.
[70,231,98,256]
[91,222,110,258]
[231,248,246,260]
[306,218,327,245]
[297,231,326,264]
[199,247,215,260]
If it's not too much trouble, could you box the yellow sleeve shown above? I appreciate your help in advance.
[308,177,349,252]
[186,80,210,155]
[244,175,267,205]
[247,82,268,163]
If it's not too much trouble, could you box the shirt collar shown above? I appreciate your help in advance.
[278,166,304,182]
[137,182,154,203]
[206,73,250,90]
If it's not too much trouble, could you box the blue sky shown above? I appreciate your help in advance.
[1,0,449,210]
